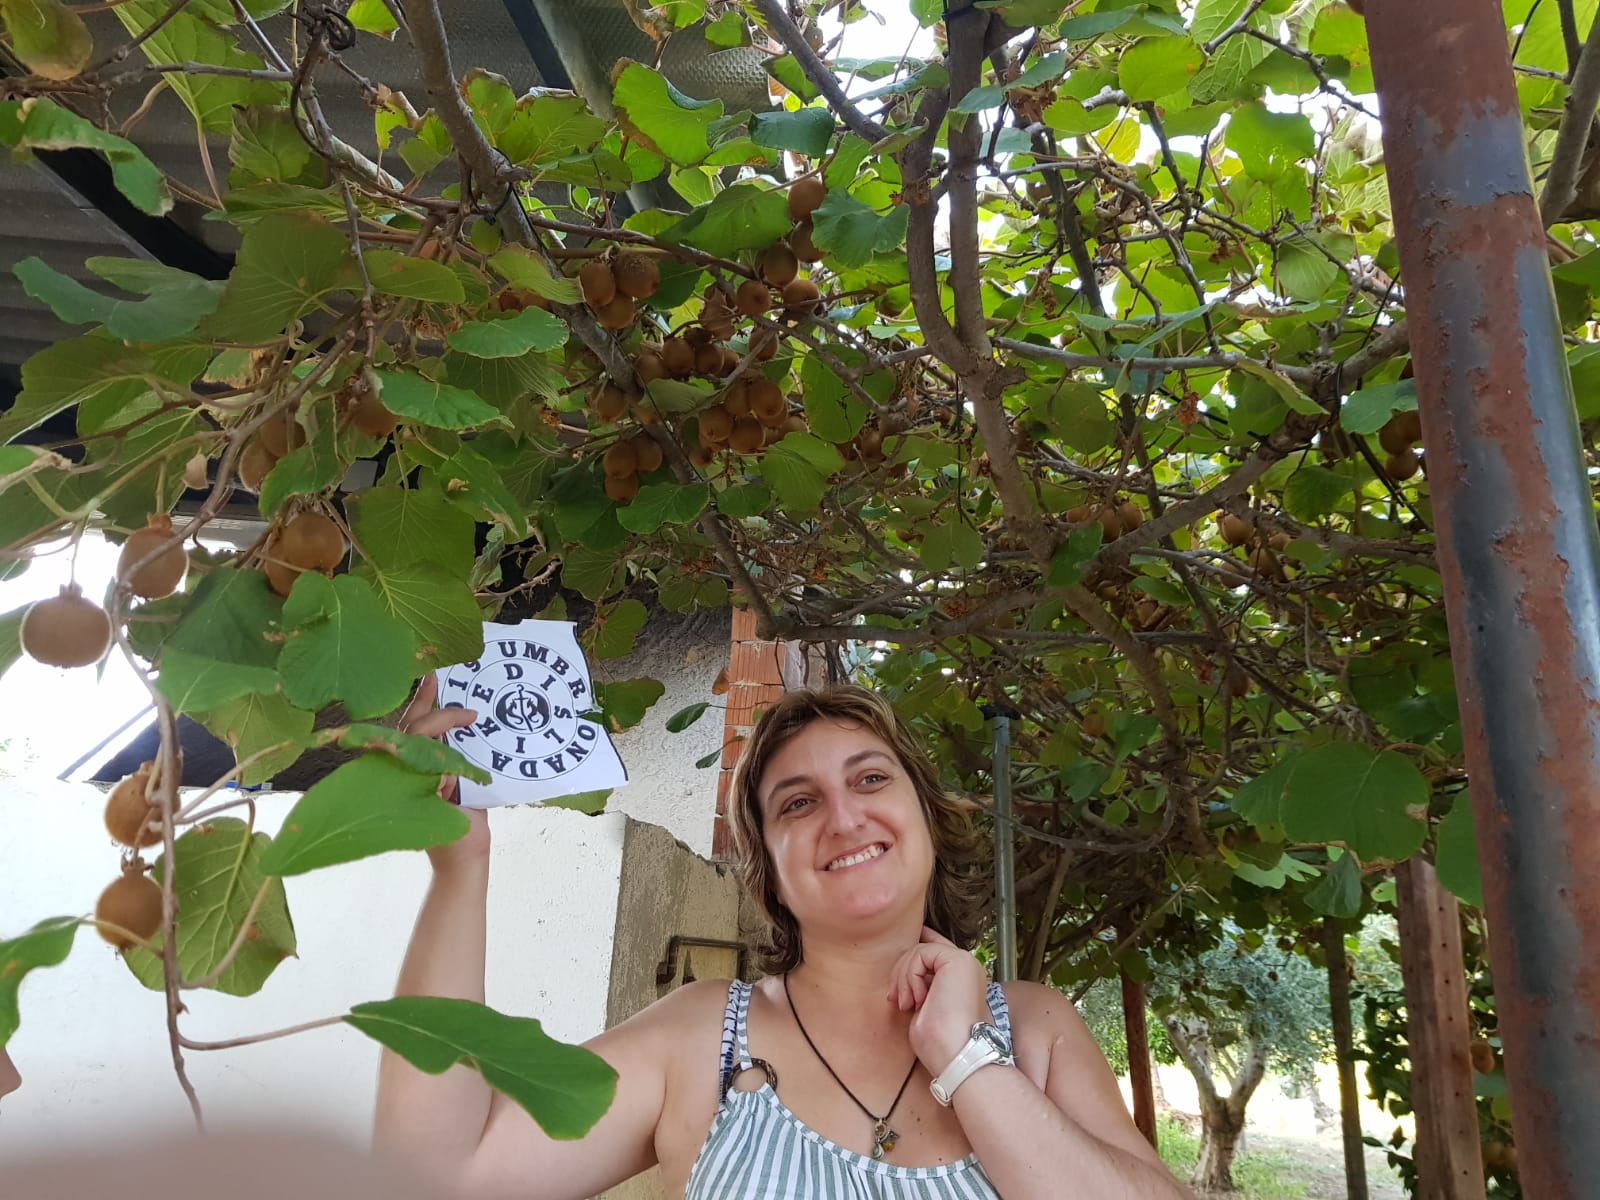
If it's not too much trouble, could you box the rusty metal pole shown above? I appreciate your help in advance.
[1366,1,1600,1192]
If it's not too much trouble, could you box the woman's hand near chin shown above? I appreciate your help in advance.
[888,926,992,1073]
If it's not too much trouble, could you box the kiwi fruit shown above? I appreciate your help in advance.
[1468,1039,1496,1075]
[699,404,734,446]
[257,410,305,460]
[1117,500,1144,533]
[21,584,112,669]
[1394,409,1423,444]
[264,558,302,598]
[1377,416,1412,455]
[634,349,668,384]
[612,252,660,300]
[281,511,346,571]
[735,279,771,318]
[1081,711,1106,739]
[594,293,637,330]
[592,382,630,422]
[661,337,695,376]
[603,441,639,480]
[349,373,399,438]
[684,325,714,349]
[694,342,726,376]
[701,290,737,340]
[780,414,808,437]
[750,329,780,361]
[687,444,715,469]
[1065,505,1089,524]
[790,221,822,262]
[95,872,163,949]
[1250,546,1285,581]
[579,259,617,308]
[719,347,743,376]
[782,277,821,317]
[1096,507,1123,541]
[182,453,209,491]
[760,243,799,287]
[105,764,161,849]
[1384,448,1420,481]
[632,399,661,426]
[728,416,765,454]
[238,438,277,492]
[1218,513,1254,546]
[604,473,640,503]
[748,377,786,424]
[118,514,187,600]
[723,380,753,418]
[631,434,664,474]
[1268,530,1293,552]
[855,423,885,460]
[788,176,827,223]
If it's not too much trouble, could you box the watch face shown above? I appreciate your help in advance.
[973,1023,1011,1056]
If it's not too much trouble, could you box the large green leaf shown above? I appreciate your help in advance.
[1226,104,1315,181]
[2,0,92,80]
[0,99,170,215]
[761,434,842,512]
[1340,379,1418,435]
[665,182,793,258]
[434,445,531,537]
[123,819,297,996]
[323,724,490,783]
[1240,744,1429,862]
[1304,852,1363,919]
[800,353,867,443]
[345,996,616,1138]
[259,753,470,876]
[0,335,205,446]
[192,690,314,786]
[497,94,609,169]
[209,213,353,343]
[615,481,709,534]
[1119,38,1203,102]
[0,917,78,1044]
[363,562,486,672]
[749,108,836,157]
[156,570,285,713]
[111,3,285,132]
[374,370,501,428]
[591,598,648,659]
[278,572,420,719]
[595,677,665,731]
[810,190,910,268]
[446,308,568,358]
[363,249,466,303]
[490,248,583,305]
[1435,795,1484,909]
[348,484,477,578]
[610,60,721,165]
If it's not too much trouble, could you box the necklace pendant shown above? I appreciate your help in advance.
[872,1119,898,1159]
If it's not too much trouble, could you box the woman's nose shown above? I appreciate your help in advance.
[820,787,868,832]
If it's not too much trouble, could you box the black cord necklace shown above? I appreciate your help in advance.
[783,973,919,1160]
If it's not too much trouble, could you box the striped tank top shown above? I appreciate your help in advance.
[683,980,1010,1200]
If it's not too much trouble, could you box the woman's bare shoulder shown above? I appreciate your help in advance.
[604,976,740,1043]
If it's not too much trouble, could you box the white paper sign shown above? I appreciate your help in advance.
[435,619,628,809]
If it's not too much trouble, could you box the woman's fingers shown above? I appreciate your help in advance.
[400,673,439,728]
[405,706,477,741]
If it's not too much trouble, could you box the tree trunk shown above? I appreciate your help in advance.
[1164,1016,1270,1193]
[1322,918,1370,1200]
[1194,1103,1247,1193]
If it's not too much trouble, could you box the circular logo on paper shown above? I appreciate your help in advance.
[437,636,599,784]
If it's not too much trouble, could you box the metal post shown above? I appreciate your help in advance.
[1367,1,1600,1190]
[985,706,1018,982]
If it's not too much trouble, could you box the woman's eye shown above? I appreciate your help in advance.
[781,796,812,814]
[860,772,888,785]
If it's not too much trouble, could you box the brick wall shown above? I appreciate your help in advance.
[711,608,798,858]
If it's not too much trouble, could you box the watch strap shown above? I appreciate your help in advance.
[930,1022,1014,1106]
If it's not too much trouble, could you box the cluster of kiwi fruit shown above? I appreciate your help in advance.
[1065,497,1145,543]
[1216,510,1292,582]
[261,509,347,597]
[579,250,663,330]
[96,760,167,949]
[238,408,307,492]
[1376,409,1424,481]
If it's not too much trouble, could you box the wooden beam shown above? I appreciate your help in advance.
[1395,857,1486,1200]
[1121,969,1157,1148]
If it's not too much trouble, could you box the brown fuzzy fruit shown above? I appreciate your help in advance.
[1117,501,1143,532]
[1065,504,1090,524]
[1218,513,1255,546]
[748,377,786,424]
[350,385,400,439]
[694,342,726,376]
[632,400,661,426]
[21,584,112,669]
[699,404,735,446]
[790,221,822,262]
[751,330,780,361]
[281,511,346,571]
[182,453,209,491]
[634,349,668,384]
[702,292,737,340]
[257,410,305,461]
[1251,546,1285,581]
[1096,507,1123,541]
[105,765,161,849]
[1081,711,1106,739]
[264,557,301,598]
[688,444,715,469]
[604,473,640,503]
[592,382,629,422]
[1268,530,1293,552]
[788,176,827,223]
[96,872,163,949]
[736,279,771,318]
[781,414,808,436]
[118,514,187,600]
[782,277,821,316]
[728,416,765,454]
[760,243,800,287]
[720,380,751,419]
[594,293,637,330]
[720,347,744,376]
[661,336,695,377]
[1469,1039,1496,1075]
[238,438,277,492]
[1384,448,1421,481]
[612,252,660,300]
[1394,410,1423,444]
[1377,416,1413,455]
[856,424,885,460]
[580,259,617,308]
[631,435,664,474]
[602,441,639,480]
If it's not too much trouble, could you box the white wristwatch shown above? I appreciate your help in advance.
[929,1022,1015,1106]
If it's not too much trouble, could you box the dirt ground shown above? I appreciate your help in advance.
[1248,1129,1407,1200]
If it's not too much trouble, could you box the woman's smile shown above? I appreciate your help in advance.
[823,842,890,871]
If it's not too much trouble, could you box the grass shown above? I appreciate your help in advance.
[1156,1117,1312,1199]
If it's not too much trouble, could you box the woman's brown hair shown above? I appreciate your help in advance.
[727,685,989,974]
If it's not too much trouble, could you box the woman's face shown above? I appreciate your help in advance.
[758,718,935,944]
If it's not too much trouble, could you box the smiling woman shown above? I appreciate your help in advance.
[378,682,1192,1200]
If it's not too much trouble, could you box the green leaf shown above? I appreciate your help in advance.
[345,0,397,35]
[0,603,27,681]
[498,94,609,168]
[918,520,985,572]
[1233,852,1320,889]
[374,369,501,428]
[1341,379,1419,435]
[1305,852,1363,918]
[261,754,470,876]
[2,0,93,80]
[326,723,490,784]
[595,676,665,731]
[1284,464,1354,521]
[345,996,616,1139]
[1435,796,1484,909]
[1226,103,1314,181]
[363,249,466,303]
[665,181,792,258]
[364,563,486,672]
[258,418,343,519]
[666,702,711,732]
[229,106,316,184]
[435,445,530,537]
[156,570,284,713]
[1270,744,1429,862]
[1119,38,1203,102]
[716,480,771,520]
[1274,235,1341,302]
[111,4,284,132]
[749,107,836,157]
[560,545,621,602]
[765,55,819,102]
[209,213,352,343]
[193,690,313,785]
[1047,524,1104,586]
[446,308,568,358]
[278,572,420,719]
[0,916,78,1044]
[615,481,709,534]
[762,434,841,512]
[489,248,582,305]
[0,99,170,215]
[1232,359,1322,417]
[348,484,477,578]
[611,60,721,165]
[591,598,648,659]
[810,189,910,268]
[123,819,296,997]
[800,354,866,443]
